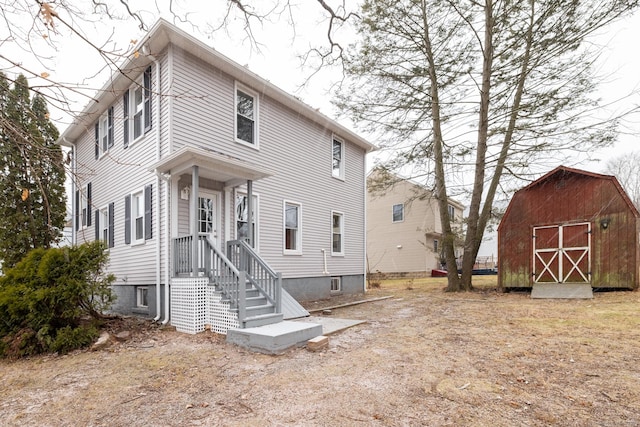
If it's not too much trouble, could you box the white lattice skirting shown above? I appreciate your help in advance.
[170,278,239,334]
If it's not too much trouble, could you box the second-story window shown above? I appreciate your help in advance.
[448,204,455,220]
[124,66,152,148]
[392,203,404,223]
[236,85,257,147]
[95,107,113,159]
[332,137,344,179]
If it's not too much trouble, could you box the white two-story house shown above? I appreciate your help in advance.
[58,19,375,334]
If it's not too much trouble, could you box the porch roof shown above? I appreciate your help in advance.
[150,146,274,186]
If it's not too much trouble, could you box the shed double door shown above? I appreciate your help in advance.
[533,222,591,284]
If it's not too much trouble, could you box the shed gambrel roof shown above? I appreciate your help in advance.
[501,165,640,224]
[58,19,376,153]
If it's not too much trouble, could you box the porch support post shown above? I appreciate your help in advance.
[191,166,199,277]
[247,179,253,247]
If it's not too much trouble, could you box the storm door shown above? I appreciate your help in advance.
[533,222,591,284]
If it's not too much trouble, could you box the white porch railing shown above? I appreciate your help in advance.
[226,239,282,314]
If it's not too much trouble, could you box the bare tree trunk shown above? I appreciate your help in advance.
[420,0,461,290]
[460,0,494,290]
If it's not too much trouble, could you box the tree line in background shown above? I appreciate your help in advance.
[0,73,66,269]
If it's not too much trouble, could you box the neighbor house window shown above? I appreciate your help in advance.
[284,201,301,253]
[123,66,152,147]
[331,211,344,255]
[95,106,113,159]
[136,286,148,308]
[95,203,115,248]
[448,204,455,220]
[434,239,439,253]
[331,277,341,293]
[332,137,344,179]
[125,185,152,245]
[76,182,92,230]
[235,85,257,146]
[392,203,404,222]
[236,192,258,247]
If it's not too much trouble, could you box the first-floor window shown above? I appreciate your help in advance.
[236,192,258,247]
[331,277,341,293]
[136,286,148,308]
[284,201,301,253]
[392,203,404,222]
[77,182,92,230]
[434,239,439,253]
[331,211,344,255]
[100,207,109,243]
[125,185,152,245]
[95,202,114,248]
[132,190,144,242]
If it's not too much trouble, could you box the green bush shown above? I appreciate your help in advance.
[0,241,115,358]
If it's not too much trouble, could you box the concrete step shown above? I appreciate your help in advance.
[243,312,284,328]
[226,320,322,354]
[531,283,593,299]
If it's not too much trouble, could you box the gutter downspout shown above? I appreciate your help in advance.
[161,46,173,326]
[146,51,163,323]
[62,137,76,246]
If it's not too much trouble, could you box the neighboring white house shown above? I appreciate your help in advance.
[58,19,375,333]
[366,169,465,278]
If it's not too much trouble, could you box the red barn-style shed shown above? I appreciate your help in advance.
[498,166,640,291]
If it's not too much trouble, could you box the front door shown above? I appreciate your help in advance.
[195,190,221,246]
[533,222,591,284]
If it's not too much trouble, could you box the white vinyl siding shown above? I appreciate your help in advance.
[170,46,368,279]
[73,58,162,288]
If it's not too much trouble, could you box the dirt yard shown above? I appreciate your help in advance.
[2,277,640,426]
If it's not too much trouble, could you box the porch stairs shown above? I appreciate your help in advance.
[172,236,320,353]
[228,279,283,328]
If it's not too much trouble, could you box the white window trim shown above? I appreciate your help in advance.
[392,203,404,223]
[98,113,109,158]
[131,188,145,246]
[136,286,149,308]
[234,82,259,150]
[236,191,259,251]
[283,200,302,255]
[100,205,109,246]
[331,210,344,256]
[332,135,345,180]
[331,277,342,293]
[81,183,90,230]
[127,75,146,147]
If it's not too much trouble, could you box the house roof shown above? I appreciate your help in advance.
[57,19,376,153]
[506,165,640,218]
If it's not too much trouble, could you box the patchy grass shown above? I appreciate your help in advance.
[2,276,640,426]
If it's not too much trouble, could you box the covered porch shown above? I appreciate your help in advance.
[151,146,288,333]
